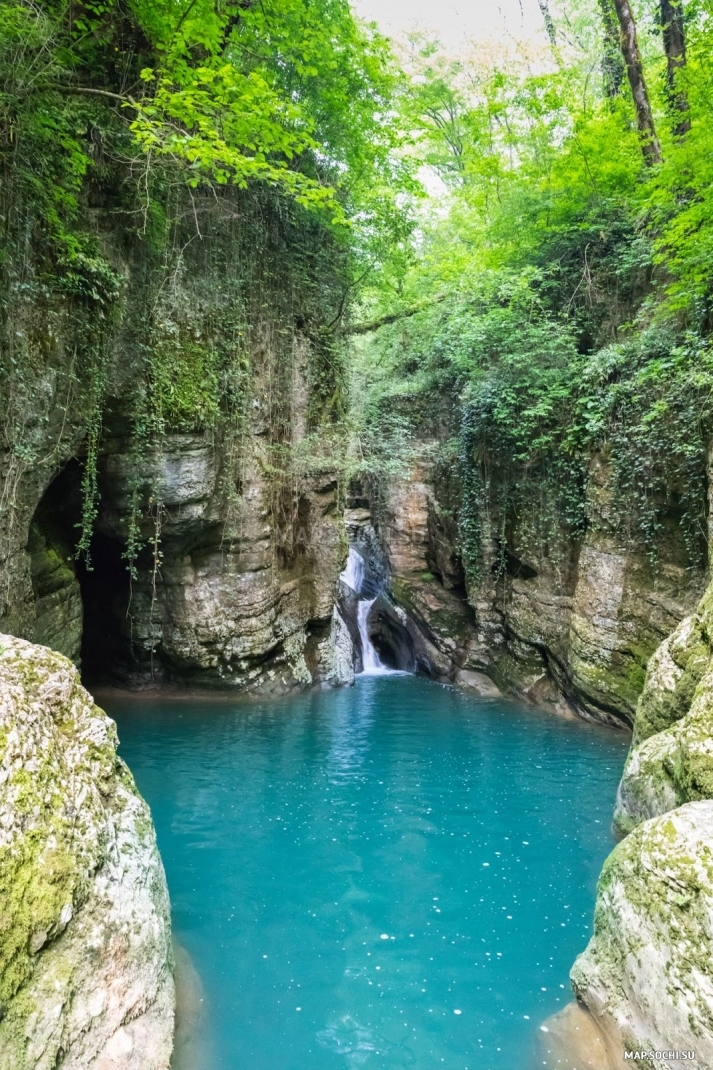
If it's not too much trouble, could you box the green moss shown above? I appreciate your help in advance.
[0,643,115,1008]
[391,575,474,643]
[580,809,713,1043]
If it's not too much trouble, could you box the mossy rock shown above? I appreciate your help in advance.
[613,579,713,833]
[0,634,174,1069]
[632,613,710,748]
[572,801,713,1067]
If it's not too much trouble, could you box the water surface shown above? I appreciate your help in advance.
[109,675,628,1070]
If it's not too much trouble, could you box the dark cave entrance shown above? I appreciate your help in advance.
[368,599,416,673]
[29,461,133,683]
[77,529,133,683]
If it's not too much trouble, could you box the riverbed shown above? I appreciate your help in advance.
[110,674,628,1070]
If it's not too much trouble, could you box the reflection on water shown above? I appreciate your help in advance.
[110,675,627,1070]
[326,700,374,783]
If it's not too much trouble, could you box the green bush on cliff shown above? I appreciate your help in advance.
[353,4,713,579]
[0,0,411,566]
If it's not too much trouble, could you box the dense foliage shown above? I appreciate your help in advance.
[353,0,713,579]
[0,0,408,567]
[3,0,713,586]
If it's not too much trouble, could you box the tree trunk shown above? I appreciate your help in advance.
[598,0,625,97]
[660,0,690,136]
[537,0,557,47]
[611,0,662,164]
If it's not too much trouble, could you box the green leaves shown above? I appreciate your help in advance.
[122,0,401,220]
[0,0,404,235]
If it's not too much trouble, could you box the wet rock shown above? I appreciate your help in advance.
[454,670,502,698]
[0,634,174,1069]
[172,943,208,1070]
[311,608,355,688]
[538,1002,614,1070]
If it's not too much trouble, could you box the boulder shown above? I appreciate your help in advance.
[571,802,713,1069]
[0,634,174,1069]
[454,670,503,698]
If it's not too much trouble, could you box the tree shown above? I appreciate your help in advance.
[537,0,557,46]
[659,0,690,136]
[598,0,625,97]
[611,0,662,164]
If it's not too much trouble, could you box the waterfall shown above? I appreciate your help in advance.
[340,547,388,674]
[356,598,386,673]
[340,546,364,594]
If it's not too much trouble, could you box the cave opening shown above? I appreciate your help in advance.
[77,528,134,684]
[29,461,133,684]
[369,602,416,672]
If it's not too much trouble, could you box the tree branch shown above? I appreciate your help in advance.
[54,85,137,106]
[346,295,446,336]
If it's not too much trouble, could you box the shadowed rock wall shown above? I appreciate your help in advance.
[1,192,352,694]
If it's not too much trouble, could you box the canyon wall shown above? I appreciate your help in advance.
[358,441,708,727]
[1,192,352,694]
[0,186,707,720]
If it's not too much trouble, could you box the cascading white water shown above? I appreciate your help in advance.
[340,546,364,594]
[356,597,385,673]
[340,547,388,674]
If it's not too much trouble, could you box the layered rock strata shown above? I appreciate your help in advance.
[0,634,174,1069]
[371,448,706,724]
[1,192,352,694]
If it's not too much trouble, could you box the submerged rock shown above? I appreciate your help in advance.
[571,801,713,1069]
[454,670,503,698]
[0,634,174,1069]
[538,1001,614,1070]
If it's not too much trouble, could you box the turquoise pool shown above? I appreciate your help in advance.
[110,674,628,1070]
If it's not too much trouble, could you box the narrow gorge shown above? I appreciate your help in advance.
[2,0,713,1067]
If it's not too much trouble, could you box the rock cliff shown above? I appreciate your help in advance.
[357,443,707,725]
[569,803,713,1070]
[1,192,352,694]
[0,634,174,1069]
[547,575,713,1069]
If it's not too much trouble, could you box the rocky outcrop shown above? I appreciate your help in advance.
[372,447,705,724]
[0,634,174,1069]
[373,452,506,686]
[82,424,348,692]
[570,802,713,1070]
[552,575,713,1069]
[1,191,352,695]
[613,584,713,835]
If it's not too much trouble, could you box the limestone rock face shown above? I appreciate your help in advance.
[614,583,713,834]
[85,427,346,692]
[375,448,704,725]
[377,452,499,686]
[0,634,174,1070]
[571,802,713,1068]
[496,454,703,726]
[0,192,351,698]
